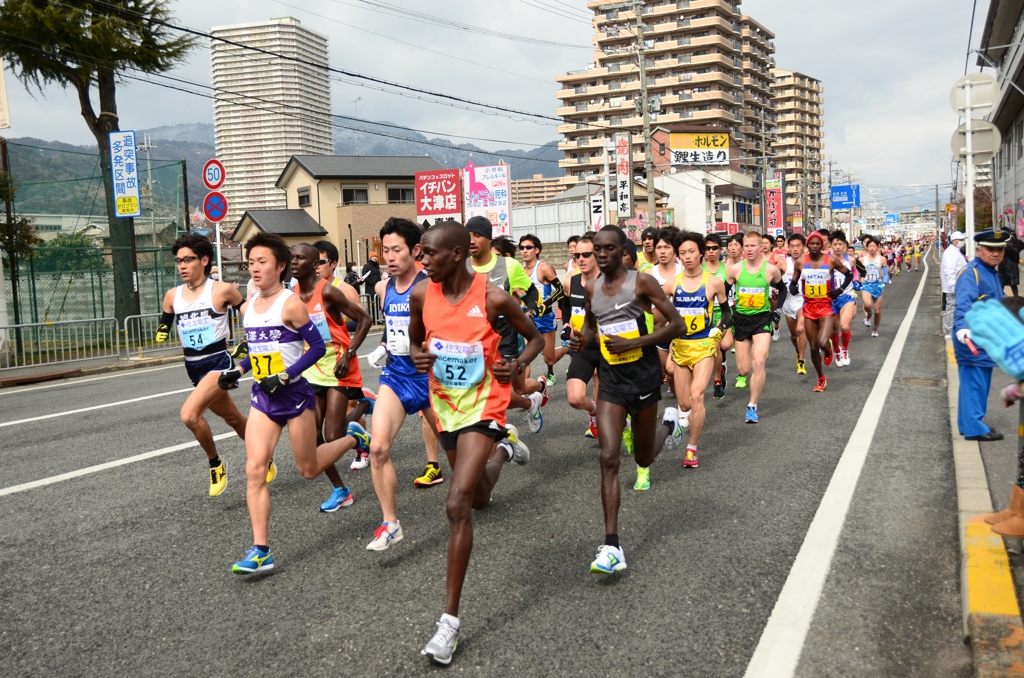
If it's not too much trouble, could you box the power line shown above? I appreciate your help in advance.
[965,0,978,75]
[515,0,592,24]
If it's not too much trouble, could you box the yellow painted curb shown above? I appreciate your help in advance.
[966,517,1022,617]
[949,343,958,365]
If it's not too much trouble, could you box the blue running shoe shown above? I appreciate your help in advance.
[347,422,371,453]
[319,486,354,513]
[359,387,377,414]
[745,406,759,424]
[232,546,274,574]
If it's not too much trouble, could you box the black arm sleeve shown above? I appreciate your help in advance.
[519,283,540,316]
[159,310,175,327]
[855,259,867,277]
[838,269,853,292]
[542,277,565,311]
[718,301,732,331]
[772,280,788,308]
[558,294,571,325]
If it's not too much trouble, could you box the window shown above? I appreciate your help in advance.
[297,186,311,208]
[342,187,369,205]
[387,186,415,204]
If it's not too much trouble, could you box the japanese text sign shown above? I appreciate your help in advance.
[670,133,730,166]
[831,185,861,210]
[108,130,141,218]
[416,169,462,223]
[615,134,632,219]
[462,162,511,237]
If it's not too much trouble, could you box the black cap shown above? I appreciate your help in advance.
[641,227,658,241]
[623,239,638,265]
[975,229,1009,247]
[465,216,493,239]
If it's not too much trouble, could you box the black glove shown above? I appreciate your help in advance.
[229,339,249,360]
[770,310,781,325]
[218,368,241,390]
[788,279,799,296]
[260,373,289,395]
[827,288,841,301]
[560,324,573,342]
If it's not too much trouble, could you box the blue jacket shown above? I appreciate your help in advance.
[954,258,1004,368]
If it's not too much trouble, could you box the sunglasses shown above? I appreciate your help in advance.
[574,251,594,259]
[317,260,331,266]
[519,245,536,251]
[174,256,199,265]
[705,246,721,251]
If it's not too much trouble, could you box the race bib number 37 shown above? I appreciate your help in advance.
[249,341,284,382]
[431,338,485,389]
[599,320,642,364]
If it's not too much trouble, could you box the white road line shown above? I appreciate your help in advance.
[743,255,930,678]
[0,364,180,395]
[0,433,236,497]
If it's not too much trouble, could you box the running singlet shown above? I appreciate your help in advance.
[302,279,362,388]
[173,278,230,356]
[651,261,682,288]
[800,255,833,307]
[735,260,771,315]
[590,270,661,394]
[833,254,854,294]
[423,273,510,431]
[244,289,305,382]
[383,271,427,377]
[863,254,886,283]
[526,260,554,316]
[703,262,727,310]
[673,271,715,340]
[567,273,588,332]
[637,256,655,274]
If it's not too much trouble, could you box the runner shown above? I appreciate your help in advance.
[217,232,371,574]
[702,234,733,399]
[361,218,446,551]
[894,241,903,276]
[762,234,784,341]
[637,226,658,274]
[788,232,852,392]
[650,229,683,381]
[565,235,581,277]
[559,232,602,439]
[859,236,889,337]
[772,235,788,266]
[409,221,541,665]
[914,240,923,272]
[464,216,546,433]
[885,242,896,280]
[726,231,786,422]
[156,234,249,496]
[659,232,730,469]
[781,233,808,375]
[828,231,861,367]
[519,234,568,383]
[569,225,685,571]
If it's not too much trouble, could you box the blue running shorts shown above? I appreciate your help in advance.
[533,313,556,334]
[185,351,233,387]
[380,368,431,415]
[831,294,856,315]
[861,282,885,300]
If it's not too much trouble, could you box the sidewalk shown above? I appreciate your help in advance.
[0,353,183,387]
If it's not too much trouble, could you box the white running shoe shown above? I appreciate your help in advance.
[589,544,627,574]
[422,619,459,665]
[772,325,780,341]
[864,316,872,327]
[501,424,530,466]
[366,521,403,551]
[678,408,691,429]
[661,409,682,450]
[350,451,369,470]
[526,392,544,433]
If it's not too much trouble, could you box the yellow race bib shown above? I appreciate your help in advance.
[804,283,828,299]
[737,287,765,310]
[599,320,642,364]
[570,307,586,332]
[250,341,285,382]
[680,311,707,336]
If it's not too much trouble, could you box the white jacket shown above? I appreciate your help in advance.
[941,244,967,294]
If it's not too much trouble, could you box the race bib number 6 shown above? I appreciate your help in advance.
[737,286,765,309]
[680,311,707,335]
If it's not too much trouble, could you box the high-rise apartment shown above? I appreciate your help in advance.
[210,18,333,222]
[770,69,825,220]
[739,16,775,176]
[554,0,775,188]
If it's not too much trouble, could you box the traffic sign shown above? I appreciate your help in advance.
[951,120,1002,165]
[203,158,226,190]
[831,185,861,210]
[203,191,228,223]
[950,73,997,120]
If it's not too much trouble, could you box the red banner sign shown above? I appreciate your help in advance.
[765,188,782,232]
[415,169,462,218]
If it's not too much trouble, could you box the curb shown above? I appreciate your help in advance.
[947,337,1024,675]
[0,355,184,388]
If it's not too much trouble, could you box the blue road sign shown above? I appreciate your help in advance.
[831,185,861,210]
[884,213,899,226]
[203,191,228,223]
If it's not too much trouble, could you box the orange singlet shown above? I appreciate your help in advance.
[303,279,362,389]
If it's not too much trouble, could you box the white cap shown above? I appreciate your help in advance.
[951,231,966,241]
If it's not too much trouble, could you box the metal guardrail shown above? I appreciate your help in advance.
[0,318,120,371]
[123,309,244,360]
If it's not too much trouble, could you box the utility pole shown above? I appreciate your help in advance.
[635,0,657,221]
[138,134,157,245]
[604,142,612,229]
[760,106,769,231]
[826,158,834,229]
[935,184,941,240]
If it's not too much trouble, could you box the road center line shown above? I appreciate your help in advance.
[743,251,931,678]
[0,433,237,497]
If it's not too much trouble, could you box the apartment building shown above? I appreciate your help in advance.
[210,18,333,223]
[770,69,825,219]
[554,0,776,192]
[512,174,568,207]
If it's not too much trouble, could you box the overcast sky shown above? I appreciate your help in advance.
[1,0,979,212]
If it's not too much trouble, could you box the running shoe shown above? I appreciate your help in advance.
[347,421,371,454]
[590,544,627,574]
[662,410,682,451]
[633,465,650,491]
[745,406,759,424]
[526,392,544,433]
[772,325,780,342]
[814,376,827,392]
[537,376,550,407]
[545,373,556,386]
[232,546,274,574]
[735,375,747,389]
[209,458,227,497]
[842,349,851,367]
[713,379,725,400]
[871,329,879,338]
[797,359,808,375]
[366,521,404,551]
[414,463,444,487]
[682,447,699,469]
[359,387,377,415]
[502,423,530,466]
[823,344,834,366]
[623,418,635,456]
[679,409,690,429]
[864,316,872,327]
[350,451,369,470]
[266,458,277,484]
[585,413,599,439]
[422,620,459,665]
[319,486,354,512]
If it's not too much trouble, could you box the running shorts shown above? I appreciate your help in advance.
[732,311,773,342]
[380,367,431,415]
[533,313,556,334]
[185,350,233,387]
[566,343,600,384]
[862,282,885,300]
[311,384,363,401]
[831,294,856,315]
[670,336,718,370]
[250,378,316,427]
[782,294,804,320]
[802,300,834,321]
[597,385,661,419]
[438,419,507,453]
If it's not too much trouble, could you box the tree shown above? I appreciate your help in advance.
[34,231,101,273]
[956,187,994,231]
[0,170,42,330]
[0,0,195,321]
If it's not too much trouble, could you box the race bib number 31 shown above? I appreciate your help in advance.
[804,283,828,299]
[250,341,285,382]
[599,320,642,364]
[431,338,485,389]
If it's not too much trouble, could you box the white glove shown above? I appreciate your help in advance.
[956,328,971,344]
[709,326,723,343]
[367,344,388,369]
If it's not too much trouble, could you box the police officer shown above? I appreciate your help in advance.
[953,229,1008,441]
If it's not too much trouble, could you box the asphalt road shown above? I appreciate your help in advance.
[0,257,970,677]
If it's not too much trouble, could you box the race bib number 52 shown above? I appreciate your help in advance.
[431,338,485,389]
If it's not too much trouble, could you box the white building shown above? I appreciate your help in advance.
[210,18,333,222]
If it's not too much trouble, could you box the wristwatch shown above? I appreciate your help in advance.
[514,359,526,375]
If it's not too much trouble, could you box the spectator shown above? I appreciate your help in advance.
[361,251,382,322]
[941,231,967,337]
[344,262,362,293]
[999,231,1022,296]
[953,229,1007,442]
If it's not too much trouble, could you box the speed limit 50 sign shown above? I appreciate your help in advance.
[203,158,226,191]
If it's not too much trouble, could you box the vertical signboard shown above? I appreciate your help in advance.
[416,169,462,226]
[765,171,782,235]
[792,209,803,234]
[590,190,605,230]
[108,130,142,218]
[0,59,10,129]
[615,134,632,219]
[463,161,511,237]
